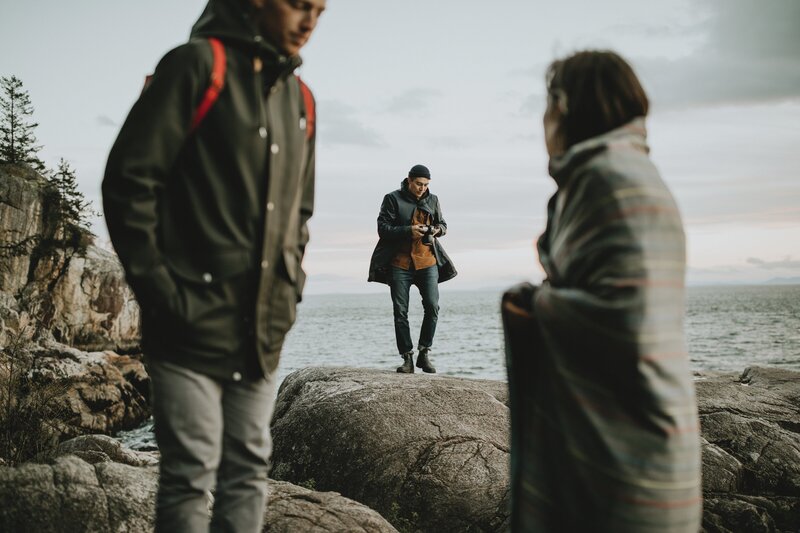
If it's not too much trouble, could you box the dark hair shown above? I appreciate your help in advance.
[546,50,649,149]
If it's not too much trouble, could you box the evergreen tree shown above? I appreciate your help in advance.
[47,158,92,238]
[0,75,45,171]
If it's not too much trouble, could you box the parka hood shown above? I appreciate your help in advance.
[191,0,302,70]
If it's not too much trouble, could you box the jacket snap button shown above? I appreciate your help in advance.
[266,202,274,211]
[270,144,279,154]
[260,260,269,269]
[299,117,306,130]
[202,272,213,283]
[232,372,242,381]
[259,127,267,138]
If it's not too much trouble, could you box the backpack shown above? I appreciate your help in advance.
[143,37,315,139]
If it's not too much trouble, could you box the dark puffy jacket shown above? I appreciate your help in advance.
[102,0,315,380]
[368,180,457,285]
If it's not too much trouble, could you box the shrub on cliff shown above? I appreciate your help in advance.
[0,331,74,465]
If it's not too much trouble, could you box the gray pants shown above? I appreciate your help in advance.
[148,359,277,533]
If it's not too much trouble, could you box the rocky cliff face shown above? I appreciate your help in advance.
[0,163,140,352]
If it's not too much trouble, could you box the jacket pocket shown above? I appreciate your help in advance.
[166,248,254,285]
[159,249,256,354]
[280,247,306,301]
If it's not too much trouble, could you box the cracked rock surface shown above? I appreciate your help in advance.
[697,366,800,532]
[264,480,398,532]
[0,435,399,532]
[0,454,158,532]
[269,367,510,533]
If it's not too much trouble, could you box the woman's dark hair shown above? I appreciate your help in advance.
[546,50,649,149]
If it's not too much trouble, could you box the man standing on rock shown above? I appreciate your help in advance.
[368,164,457,374]
[102,0,325,531]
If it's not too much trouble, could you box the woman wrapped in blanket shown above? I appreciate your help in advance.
[502,50,701,532]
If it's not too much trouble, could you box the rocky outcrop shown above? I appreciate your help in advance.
[45,434,158,467]
[0,163,140,352]
[45,245,140,352]
[29,342,151,439]
[0,453,158,532]
[270,366,800,533]
[697,366,800,533]
[269,367,510,533]
[0,164,47,295]
[265,481,399,533]
[0,435,398,532]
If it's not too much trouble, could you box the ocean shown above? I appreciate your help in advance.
[117,284,800,449]
[279,284,800,385]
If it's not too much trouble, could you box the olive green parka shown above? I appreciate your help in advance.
[102,0,315,380]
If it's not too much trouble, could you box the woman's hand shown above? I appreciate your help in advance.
[502,282,537,322]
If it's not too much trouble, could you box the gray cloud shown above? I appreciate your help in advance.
[96,115,117,127]
[640,0,800,108]
[317,100,386,147]
[384,88,442,115]
[746,257,800,270]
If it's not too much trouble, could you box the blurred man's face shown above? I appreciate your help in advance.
[251,0,326,56]
[407,177,430,199]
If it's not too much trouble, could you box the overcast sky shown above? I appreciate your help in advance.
[2,0,799,293]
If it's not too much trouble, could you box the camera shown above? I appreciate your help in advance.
[421,225,435,246]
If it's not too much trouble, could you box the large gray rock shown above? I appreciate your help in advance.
[269,367,510,533]
[264,481,398,533]
[270,366,800,533]
[0,454,158,532]
[697,366,800,532]
[0,435,397,532]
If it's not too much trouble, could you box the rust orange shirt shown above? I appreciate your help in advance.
[392,208,437,270]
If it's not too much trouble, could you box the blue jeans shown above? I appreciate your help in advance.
[390,265,439,354]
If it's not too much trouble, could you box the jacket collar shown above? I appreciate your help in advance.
[400,179,431,204]
[548,117,649,187]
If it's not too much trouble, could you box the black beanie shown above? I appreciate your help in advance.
[408,164,431,179]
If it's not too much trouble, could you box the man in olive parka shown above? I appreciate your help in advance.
[102,0,325,531]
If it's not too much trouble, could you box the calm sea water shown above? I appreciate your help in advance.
[279,284,800,385]
[117,284,799,449]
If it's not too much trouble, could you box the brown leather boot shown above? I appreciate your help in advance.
[416,348,436,373]
[396,351,414,373]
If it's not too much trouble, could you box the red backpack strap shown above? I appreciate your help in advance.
[296,76,315,140]
[190,37,226,132]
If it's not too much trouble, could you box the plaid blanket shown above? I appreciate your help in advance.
[504,119,701,532]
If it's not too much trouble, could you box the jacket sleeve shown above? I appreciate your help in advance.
[377,194,410,240]
[101,43,209,310]
[434,195,448,237]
